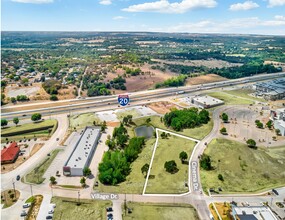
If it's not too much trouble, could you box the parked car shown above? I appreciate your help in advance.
[107,213,113,218]
[23,203,31,208]
[16,175,20,181]
[46,216,53,219]
[106,207,113,212]
[48,210,54,214]
[20,211,27,217]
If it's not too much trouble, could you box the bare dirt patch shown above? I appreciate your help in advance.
[57,85,77,100]
[152,58,242,68]
[106,121,120,127]
[147,101,180,114]
[6,84,41,98]
[186,74,227,85]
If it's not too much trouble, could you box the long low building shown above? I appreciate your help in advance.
[191,95,224,109]
[63,127,100,176]
[255,78,285,100]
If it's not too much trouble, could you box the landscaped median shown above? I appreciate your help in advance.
[25,149,62,184]
[1,119,58,143]
[144,129,197,194]
[122,202,199,220]
[200,138,285,194]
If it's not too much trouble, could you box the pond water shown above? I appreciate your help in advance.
[134,126,154,139]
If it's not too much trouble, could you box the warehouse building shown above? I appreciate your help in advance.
[191,95,224,109]
[63,127,100,176]
[255,78,285,100]
[270,108,285,136]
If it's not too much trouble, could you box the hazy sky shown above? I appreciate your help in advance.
[2,0,285,35]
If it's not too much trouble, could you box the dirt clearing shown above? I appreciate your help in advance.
[147,101,180,114]
[186,74,227,85]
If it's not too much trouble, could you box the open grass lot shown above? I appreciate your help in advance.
[25,149,62,184]
[123,202,199,220]
[145,131,196,194]
[51,196,111,220]
[1,189,20,208]
[1,119,57,143]
[98,138,156,194]
[69,113,101,130]
[200,138,285,193]
[223,89,265,102]
[116,109,141,120]
[132,115,213,140]
[207,92,254,105]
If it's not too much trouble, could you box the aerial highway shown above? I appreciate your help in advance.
[1,72,284,120]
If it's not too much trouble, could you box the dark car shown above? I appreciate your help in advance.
[107,213,113,218]
[16,175,20,181]
[20,211,27,217]
[46,216,53,219]
[106,207,113,212]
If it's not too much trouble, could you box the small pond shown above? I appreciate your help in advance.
[134,126,154,139]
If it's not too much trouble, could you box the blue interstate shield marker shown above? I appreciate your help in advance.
[118,94,129,106]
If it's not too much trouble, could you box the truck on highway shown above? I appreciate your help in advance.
[175,91,185,95]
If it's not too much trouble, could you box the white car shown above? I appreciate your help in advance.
[23,203,31,208]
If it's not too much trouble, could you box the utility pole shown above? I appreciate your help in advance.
[30,184,33,196]
[124,193,127,216]
[78,191,80,205]
[12,179,16,196]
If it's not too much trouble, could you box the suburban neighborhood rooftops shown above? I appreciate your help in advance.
[65,127,100,169]
[1,142,20,162]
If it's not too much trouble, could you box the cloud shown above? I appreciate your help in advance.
[113,16,128,20]
[11,0,53,3]
[274,15,285,20]
[268,0,285,7]
[99,0,112,5]
[229,1,259,11]
[122,0,217,14]
[165,16,285,33]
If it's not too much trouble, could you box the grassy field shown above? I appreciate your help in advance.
[145,131,196,194]
[1,189,20,208]
[207,92,254,105]
[69,113,101,130]
[123,202,199,220]
[25,149,61,184]
[200,138,285,193]
[1,119,57,143]
[116,109,141,120]
[97,138,156,194]
[51,196,111,220]
[131,115,213,140]
[223,89,265,102]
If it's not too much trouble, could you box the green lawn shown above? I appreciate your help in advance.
[116,109,141,120]
[200,138,285,193]
[51,197,111,220]
[123,202,199,220]
[145,131,196,194]
[1,119,57,143]
[131,115,213,140]
[223,89,265,102]
[207,92,255,105]
[69,113,101,130]
[97,138,156,194]
[25,149,62,184]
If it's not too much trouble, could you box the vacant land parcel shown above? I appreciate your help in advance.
[145,130,196,194]
[200,138,285,193]
[123,202,199,220]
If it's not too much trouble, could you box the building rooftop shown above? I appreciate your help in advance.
[192,95,224,106]
[1,142,20,162]
[65,127,100,169]
[232,206,277,220]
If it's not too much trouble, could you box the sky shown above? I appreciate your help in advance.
[1,0,285,35]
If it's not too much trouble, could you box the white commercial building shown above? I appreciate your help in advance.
[270,108,285,136]
[63,127,100,176]
[232,206,278,220]
[191,95,224,109]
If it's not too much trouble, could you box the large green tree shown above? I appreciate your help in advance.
[179,151,188,163]
[31,113,42,122]
[164,160,178,173]
[13,117,19,126]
